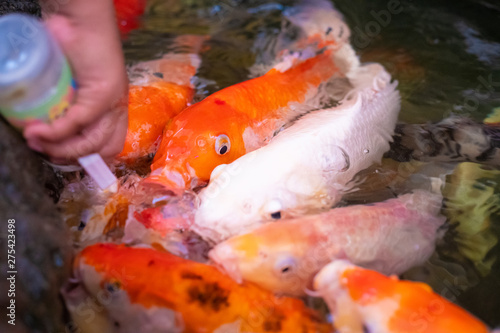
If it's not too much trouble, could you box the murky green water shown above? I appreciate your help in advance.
[123,0,500,327]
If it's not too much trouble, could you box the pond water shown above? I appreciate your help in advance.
[122,0,500,327]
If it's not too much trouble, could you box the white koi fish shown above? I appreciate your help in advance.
[194,62,401,243]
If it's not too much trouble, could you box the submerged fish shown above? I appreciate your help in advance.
[117,54,200,163]
[64,243,331,333]
[147,5,357,189]
[386,113,500,167]
[194,63,401,243]
[209,190,445,296]
[313,260,490,333]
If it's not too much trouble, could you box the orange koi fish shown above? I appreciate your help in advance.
[209,190,445,296]
[116,54,200,163]
[148,8,357,189]
[64,243,332,333]
[313,260,490,333]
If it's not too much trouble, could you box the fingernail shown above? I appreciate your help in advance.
[27,140,44,153]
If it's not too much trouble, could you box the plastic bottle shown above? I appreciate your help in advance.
[0,13,75,128]
[0,13,117,191]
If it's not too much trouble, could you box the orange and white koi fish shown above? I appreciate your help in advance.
[313,260,491,333]
[147,5,358,189]
[116,54,200,163]
[194,63,400,243]
[64,243,332,333]
[209,190,445,296]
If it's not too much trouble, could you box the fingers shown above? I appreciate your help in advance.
[23,2,128,162]
[27,104,128,163]
[24,82,122,143]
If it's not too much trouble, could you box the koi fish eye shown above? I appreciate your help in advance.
[104,280,121,294]
[215,134,230,155]
[270,211,281,219]
[274,256,297,275]
[266,200,282,220]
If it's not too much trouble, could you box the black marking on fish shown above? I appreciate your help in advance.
[476,146,495,162]
[153,72,164,79]
[77,221,86,231]
[325,27,332,35]
[187,282,230,312]
[262,312,285,332]
[263,319,282,332]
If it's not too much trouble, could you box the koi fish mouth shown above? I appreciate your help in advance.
[208,245,243,284]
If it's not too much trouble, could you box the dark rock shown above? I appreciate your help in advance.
[0,118,72,333]
[0,0,42,17]
[0,0,41,17]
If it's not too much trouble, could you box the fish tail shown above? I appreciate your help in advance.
[400,189,444,218]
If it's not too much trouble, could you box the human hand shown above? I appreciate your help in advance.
[24,0,128,164]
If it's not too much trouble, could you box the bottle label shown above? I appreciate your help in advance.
[0,60,75,128]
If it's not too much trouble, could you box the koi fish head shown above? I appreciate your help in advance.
[283,0,350,50]
[66,243,184,333]
[149,101,249,189]
[314,260,490,333]
[209,218,331,296]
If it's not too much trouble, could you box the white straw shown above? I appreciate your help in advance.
[78,153,117,192]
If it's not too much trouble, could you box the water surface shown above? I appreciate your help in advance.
[123,0,500,326]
